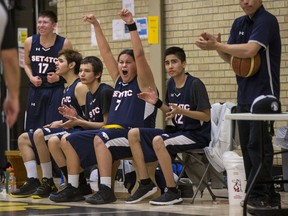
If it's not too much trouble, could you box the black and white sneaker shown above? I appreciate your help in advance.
[126,181,158,204]
[10,177,40,198]
[49,183,85,202]
[85,184,116,204]
[149,187,183,205]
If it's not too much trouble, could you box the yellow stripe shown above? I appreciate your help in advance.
[102,124,123,129]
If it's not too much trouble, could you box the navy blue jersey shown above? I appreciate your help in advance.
[228,5,281,105]
[85,83,113,122]
[107,76,156,128]
[61,78,84,122]
[165,73,211,143]
[29,34,66,88]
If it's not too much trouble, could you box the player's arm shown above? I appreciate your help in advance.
[69,111,108,130]
[119,9,157,93]
[62,38,73,50]
[83,15,119,83]
[75,82,89,107]
[215,42,261,59]
[23,37,33,80]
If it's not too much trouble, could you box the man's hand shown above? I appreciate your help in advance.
[30,76,42,87]
[83,14,100,26]
[119,8,134,24]
[137,87,158,105]
[195,32,221,50]
[58,104,78,118]
[47,72,60,83]
[3,95,19,128]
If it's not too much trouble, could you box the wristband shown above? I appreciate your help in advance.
[127,22,137,31]
[154,98,163,109]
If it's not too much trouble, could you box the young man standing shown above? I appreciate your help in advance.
[24,10,72,132]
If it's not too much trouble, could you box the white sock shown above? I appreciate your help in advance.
[24,160,38,179]
[100,177,111,188]
[68,174,79,188]
[40,162,53,179]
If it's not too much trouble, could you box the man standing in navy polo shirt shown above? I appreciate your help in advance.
[196,0,281,210]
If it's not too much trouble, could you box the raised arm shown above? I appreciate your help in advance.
[83,15,119,83]
[119,9,156,92]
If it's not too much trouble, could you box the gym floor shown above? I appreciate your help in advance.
[0,180,287,216]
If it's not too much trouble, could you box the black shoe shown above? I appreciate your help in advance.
[10,177,40,198]
[79,182,93,196]
[247,195,270,209]
[126,181,157,204]
[49,183,85,202]
[149,187,183,205]
[269,192,281,209]
[32,177,57,199]
[85,184,116,204]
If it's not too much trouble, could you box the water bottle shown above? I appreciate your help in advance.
[8,172,16,194]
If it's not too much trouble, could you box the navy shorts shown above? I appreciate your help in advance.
[28,127,81,164]
[25,86,63,132]
[66,130,99,168]
[139,128,208,163]
[96,128,131,161]
[66,128,131,169]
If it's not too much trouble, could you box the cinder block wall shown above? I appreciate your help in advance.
[56,0,288,126]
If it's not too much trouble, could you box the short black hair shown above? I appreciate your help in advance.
[117,49,135,62]
[39,10,57,23]
[164,46,186,62]
[81,56,103,76]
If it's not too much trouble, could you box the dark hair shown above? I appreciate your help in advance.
[164,46,186,62]
[117,49,135,62]
[39,10,57,23]
[81,56,103,81]
[58,49,83,74]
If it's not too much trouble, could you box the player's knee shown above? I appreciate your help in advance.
[18,132,30,149]
[48,136,59,151]
[128,128,140,144]
[33,128,44,140]
[152,136,165,152]
[94,136,103,149]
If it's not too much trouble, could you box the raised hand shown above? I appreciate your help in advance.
[119,8,134,24]
[83,14,99,26]
[137,87,158,105]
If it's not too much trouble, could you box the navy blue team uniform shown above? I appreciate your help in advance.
[229,5,281,200]
[26,34,66,132]
[138,73,211,162]
[66,76,157,168]
[64,84,113,167]
[28,78,85,160]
